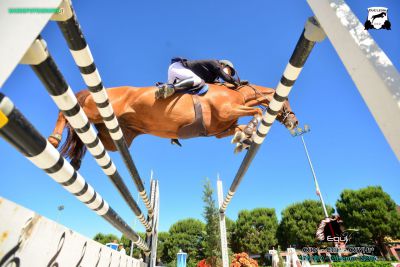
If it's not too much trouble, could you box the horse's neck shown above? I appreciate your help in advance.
[239,85,275,104]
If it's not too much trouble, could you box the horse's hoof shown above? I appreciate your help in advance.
[242,138,253,146]
[234,143,244,154]
[231,131,245,144]
[48,136,60,148]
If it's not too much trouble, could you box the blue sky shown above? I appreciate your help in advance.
[1,0,399,239]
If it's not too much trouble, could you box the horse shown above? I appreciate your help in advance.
[48,83,298,169]
[371,12,386,22]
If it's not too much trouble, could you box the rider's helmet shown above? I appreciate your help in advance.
[219,59,236,76]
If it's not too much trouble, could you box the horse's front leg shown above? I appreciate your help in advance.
[228,105,263,119]
[48,111,67,148]
[224,105,262,141]
[243,115,262,136]
[215,125,246,139]
[230,113,265,154]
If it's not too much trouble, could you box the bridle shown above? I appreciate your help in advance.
[218,76,296,127]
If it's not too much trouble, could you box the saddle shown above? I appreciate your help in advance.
[178,84,209,96]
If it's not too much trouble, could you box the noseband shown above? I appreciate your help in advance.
[279,107,296,126]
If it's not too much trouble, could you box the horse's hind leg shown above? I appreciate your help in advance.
[48,111,67,148]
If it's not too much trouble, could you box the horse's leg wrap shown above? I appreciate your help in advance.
[231,131,246,144]
[243,115,261,136]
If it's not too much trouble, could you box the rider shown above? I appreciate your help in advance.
[155,58,242,99]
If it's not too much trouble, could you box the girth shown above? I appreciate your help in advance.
[177,95,207,139]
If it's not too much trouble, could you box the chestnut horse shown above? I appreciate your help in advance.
[48,83,298,167]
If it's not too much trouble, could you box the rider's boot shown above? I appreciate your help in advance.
[155,84,175,99]
[155,78,204,99]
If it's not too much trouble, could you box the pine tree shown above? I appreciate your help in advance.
[202,178,221,267]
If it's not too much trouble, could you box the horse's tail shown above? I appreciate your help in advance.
[59,90,91,170]
[60,123,86,170]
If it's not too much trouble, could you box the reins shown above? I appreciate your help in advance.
[215,70,295,127]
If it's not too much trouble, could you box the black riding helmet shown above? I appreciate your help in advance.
[219,60,236,76]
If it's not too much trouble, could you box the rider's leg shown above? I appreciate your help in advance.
[174,77,204,91]
[156,63,203,99]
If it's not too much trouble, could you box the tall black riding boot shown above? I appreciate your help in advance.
[155,78,204,99]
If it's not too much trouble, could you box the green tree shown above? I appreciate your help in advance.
[157,232,170,265]
[231,208,278,265]
[163,218,206,267]
[277,200,333,249]
[93,233,119,245]
[202,179,221,266]
[336,186,400,260]
[226,216,235,255]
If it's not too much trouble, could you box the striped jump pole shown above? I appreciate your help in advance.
[217,177,229,267]
[145,179,160,267]
[52,0,153,215]
[20,37,151,232]
[0,93,150,253]
[220,17,326,213]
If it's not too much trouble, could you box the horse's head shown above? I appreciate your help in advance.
[276,98,298,130]
[235,83,299,130]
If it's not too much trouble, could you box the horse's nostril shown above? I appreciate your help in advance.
[286,121,294,129]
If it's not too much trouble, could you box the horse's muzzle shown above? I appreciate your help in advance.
[285,119,298,130]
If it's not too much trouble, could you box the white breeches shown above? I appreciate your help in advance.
[167,62,203,86]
